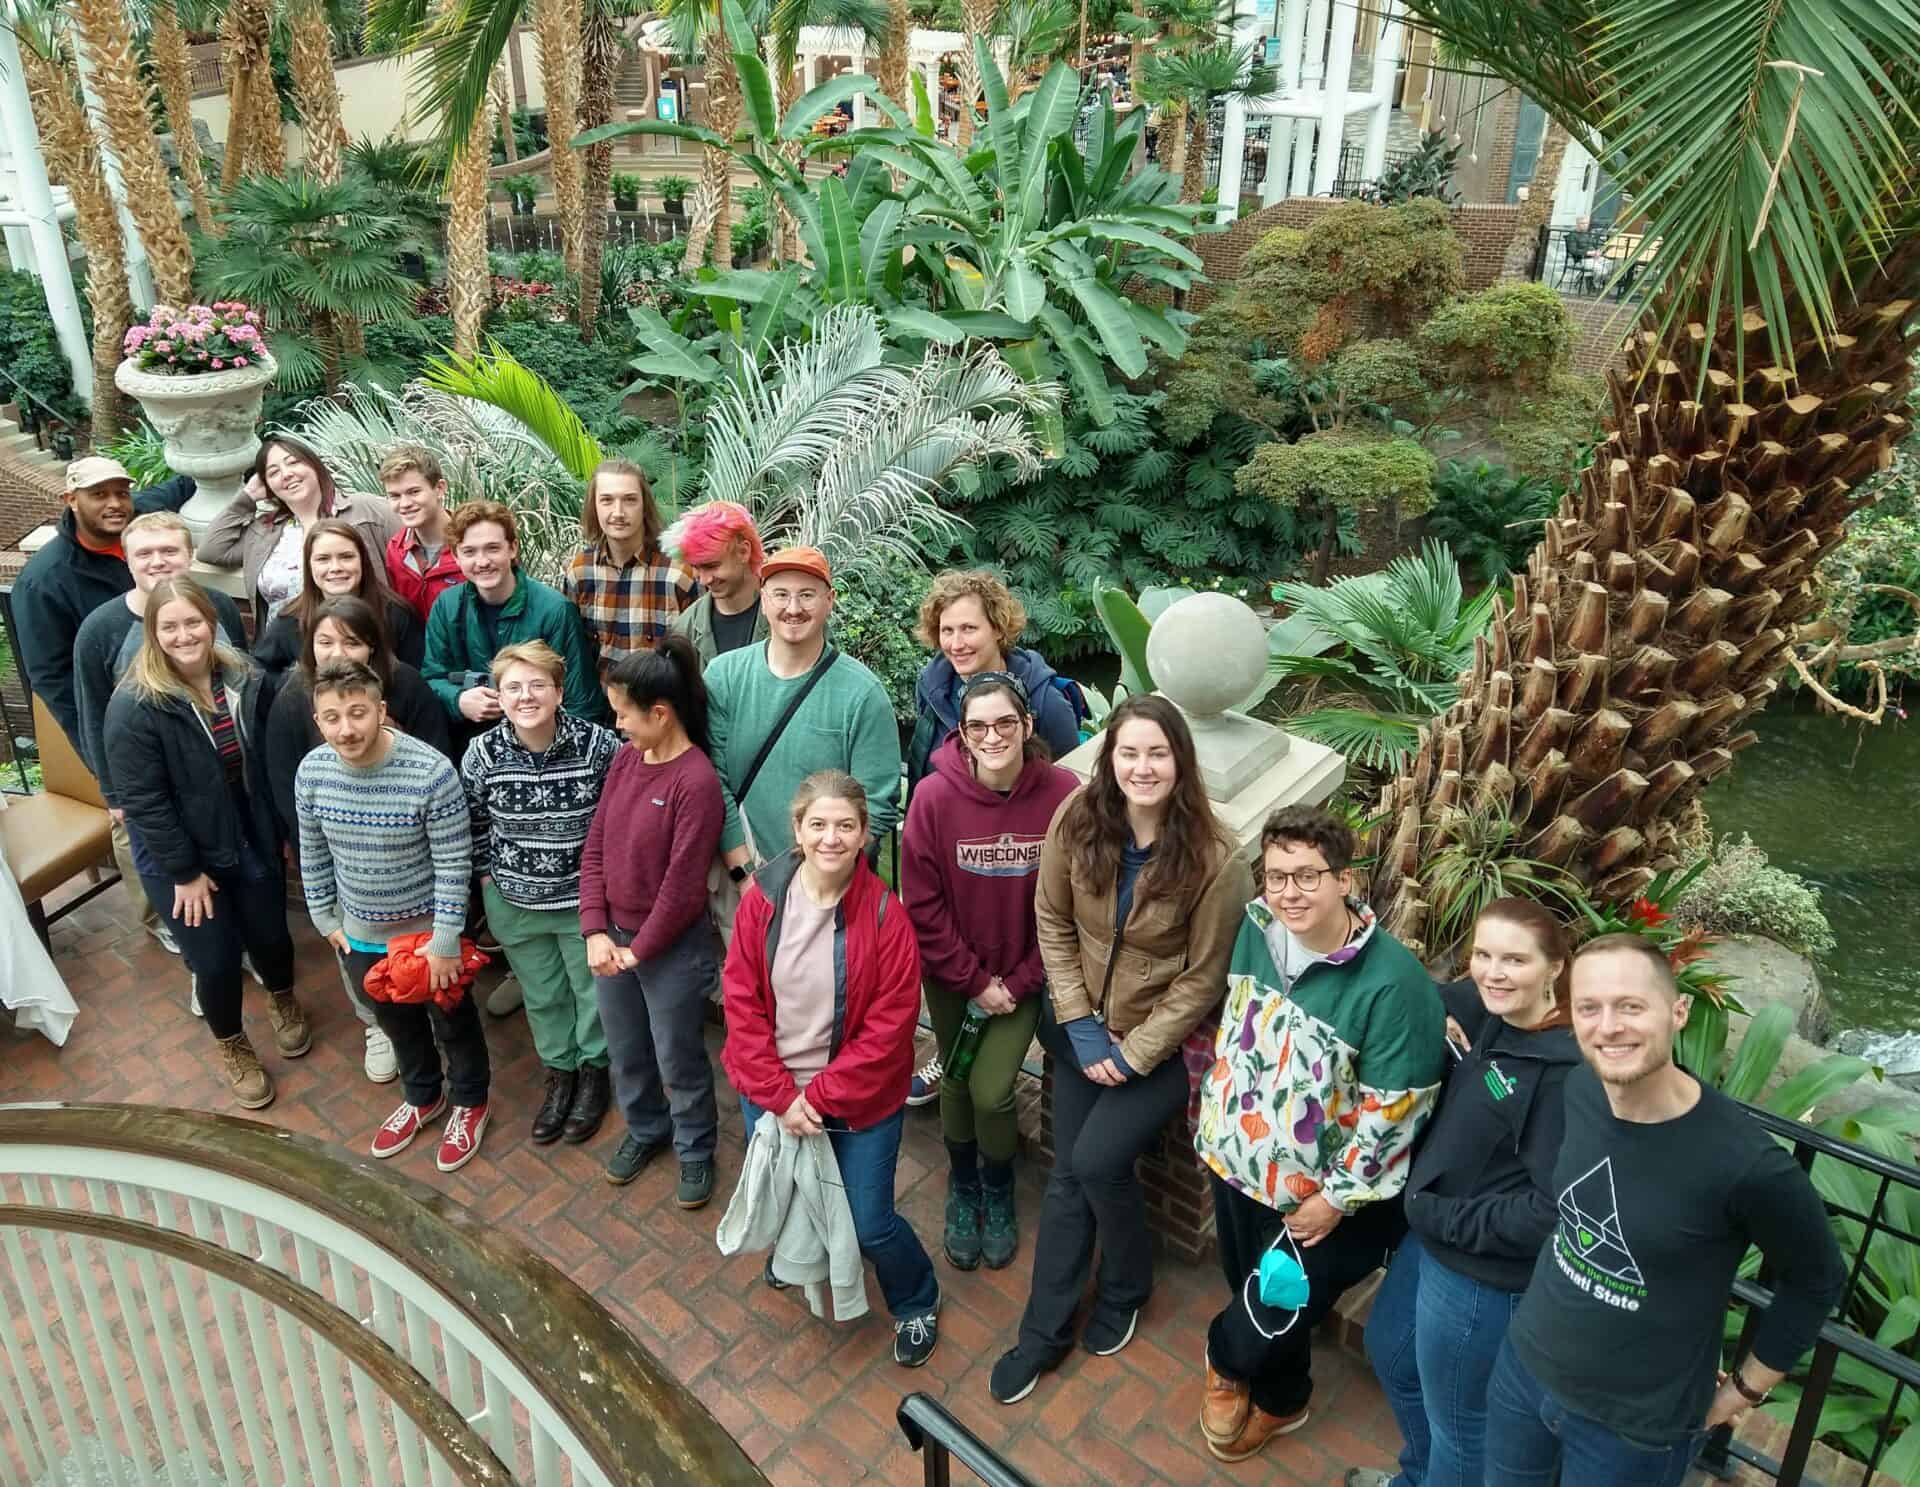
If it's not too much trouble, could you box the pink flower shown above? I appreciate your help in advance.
[210,359,224,369]
[167,355,178,363]
[233,356,249,366]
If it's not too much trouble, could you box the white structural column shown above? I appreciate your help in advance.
[1289,0,1330,194]
[0,25,94,406]
[3,224,31,270]
[1360,0,1405,179]
[70,36,157,309]
[1311,0,1358,194]
[852,42,867,128]
[922,56,942,130]
[1262,0,1308,204]
[1213,0,1271,220]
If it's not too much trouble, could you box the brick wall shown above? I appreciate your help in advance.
[1562,294,1633,376]
[0,446,63,552]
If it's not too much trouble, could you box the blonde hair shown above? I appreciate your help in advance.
[490,639,567,688]
[377,444,445,488]
[121,578,253,706]
[789,769,868,833]
[123,511,194,554]
[916,569,1027,653]
[582,458,664,554]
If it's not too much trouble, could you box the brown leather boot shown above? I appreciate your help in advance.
[265,990,313,1057]
[1205,1402,1311,1463]
[1201,1355,1251,1445]
[217,1034,275,1109]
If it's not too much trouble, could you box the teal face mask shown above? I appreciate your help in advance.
[1258,1245,1311,1310]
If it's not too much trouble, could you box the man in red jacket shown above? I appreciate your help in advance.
[381,446,464,622]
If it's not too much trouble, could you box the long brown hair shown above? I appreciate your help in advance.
[251,434,339,520]
[1474,897,1574,1012]
[300,595,395,690]
[283,518,399,638]
[1058,694,1219,898]
[582,459,665,555]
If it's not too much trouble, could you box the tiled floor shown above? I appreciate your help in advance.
[6,878,1401,1486]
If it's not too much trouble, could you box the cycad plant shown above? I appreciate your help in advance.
[1368,0,1920,960]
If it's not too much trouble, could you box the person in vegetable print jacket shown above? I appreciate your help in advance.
[1192,804,1446,1467]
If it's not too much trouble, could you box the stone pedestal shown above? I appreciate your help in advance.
[113,353,275,544]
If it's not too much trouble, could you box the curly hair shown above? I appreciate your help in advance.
[916,569,1027,653]
[448,499,519,549]
[1057,694,1220,899]
[1259,804,1355,873]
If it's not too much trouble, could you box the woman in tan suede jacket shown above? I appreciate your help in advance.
[988,693,1247,1406]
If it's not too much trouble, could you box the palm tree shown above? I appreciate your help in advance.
[874,0,910,104]
[1502,116,1571,278]
[145,0,215,230]
[286,0,349,185]
[14,10,132,435]
[70,0,197,304]
[1367,0,1920,959]
[1140,35,1276,203]
[998,0,1074,104]
[534,0,588,277]
[442,10,495,357]
[576,0,623,333]
[955,0,992,147]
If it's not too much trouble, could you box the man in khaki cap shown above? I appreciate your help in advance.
[11,454,196,948]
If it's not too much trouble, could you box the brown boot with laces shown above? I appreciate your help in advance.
[265,990,313,1057]
[217,1034,275,1109]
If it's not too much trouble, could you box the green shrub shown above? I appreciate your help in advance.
[100,421,174,487]
[1423,458,1556,583]
[1418,281,1574,393]
[833,565,934,723]
[1492,372,1607,484]
[0,270,80,419]
[1674,834,1837,957]
[1328,339,1429,410]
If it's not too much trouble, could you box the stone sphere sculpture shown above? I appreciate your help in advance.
[1147,592,1268,717]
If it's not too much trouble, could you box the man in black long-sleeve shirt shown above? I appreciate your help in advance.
[1483,933,1844,1487]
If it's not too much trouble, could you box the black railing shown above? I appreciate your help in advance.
[0,584,36,793]
[897,1393,1035,1487]
[1529,222,1657,300]
[1702,1104,1920,1486]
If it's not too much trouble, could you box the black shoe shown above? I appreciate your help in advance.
[944,1179,983,1270]
[605,1132,669,1185]
[893,1286,940,1368]
[676,1158,714,1209]
[763,1255,792,1291]
[562,1064,610,1144]
[1082,1306,1139,1357]
[980,1175,1017,1269]
[989,1344,1057,1404]
[531,1068,576,1145]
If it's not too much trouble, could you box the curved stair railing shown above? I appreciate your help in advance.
[0,1103,765,1486]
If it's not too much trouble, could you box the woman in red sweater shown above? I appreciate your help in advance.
[581,634,725,1208]
[902,674,1077,1273]
[721,770,942,1369]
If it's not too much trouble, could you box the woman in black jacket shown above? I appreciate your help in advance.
[264,594,451,843]
[251,518,425,683]
[104,578,308,1110]
[1356,898,1581,1487]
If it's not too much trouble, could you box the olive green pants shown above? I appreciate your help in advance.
[925,985,1040,1164]
[481,881,606,1072]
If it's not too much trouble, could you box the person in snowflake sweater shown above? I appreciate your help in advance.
[459,640,620,1145]
[1192,805,1446,1465]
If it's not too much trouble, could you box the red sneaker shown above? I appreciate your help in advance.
[370,1094,446,1159]
[437,1103,489,1173]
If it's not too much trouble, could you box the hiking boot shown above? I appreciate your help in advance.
[370,1094,446,1159]
[362,1027,397,1083]
[980,1174,1017,1269]
[907,1054,943,1107]
[1206,1403,1310,1464]
[436,1103,489,1173]
[562,1064,610,1144]
[531,1068,576,1145]
[265,990,312,1057]
[216,1034,274,1110]
[1201,1354,1251,1445]
[1082,1306,1138,1357]
[893,1285,940,1368]
[944,1178,983,1270]
[676,1159,714,1209]
[605,1132,670,1185]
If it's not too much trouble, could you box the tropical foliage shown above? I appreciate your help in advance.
[1421,458,1557,584]
[1674,834,1838,958]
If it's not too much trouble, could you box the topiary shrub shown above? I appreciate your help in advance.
[1417,280,1575,394]
[1673,834,1837,957]
[1328,339,1430,410]
[1237,429,1435,584]
[1492,371,1608,484]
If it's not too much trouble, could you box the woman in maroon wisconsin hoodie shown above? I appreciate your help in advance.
[901,673,1078,1273]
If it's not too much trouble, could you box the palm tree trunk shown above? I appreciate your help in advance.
[71,0,196,305]
[494,59,519,163]
[148,1,214,233]
[1502,118,1571,279]
[772,45,802,262]
[1179,100,1207,202]
[877,0,911,106]
[1164,98,1189,181]
[222,0,283,186]
[535,0,587,279]
[19,38,131,438]
[957,0,993,149]
[682,47,740,272]
[1368,259,1920,959]
[445,4,494,359]
[287,0,347,186]
[576,2,620,338]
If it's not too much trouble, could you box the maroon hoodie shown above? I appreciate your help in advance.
[900,733,1079,1002]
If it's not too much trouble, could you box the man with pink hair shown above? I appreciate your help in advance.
[664,501,770,664]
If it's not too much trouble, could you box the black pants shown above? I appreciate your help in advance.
[1017,1012,1191,1356]
[138,867,295,1042]
[1207,1172,1406,1417]
[343,949,491,1109]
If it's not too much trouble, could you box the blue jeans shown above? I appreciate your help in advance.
[740,1097,938,1321]
[1365,1231,1521,1486]
[1484,1337,1702,1487]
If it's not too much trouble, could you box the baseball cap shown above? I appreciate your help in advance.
[761,546,832,586]
[65,456,133,492]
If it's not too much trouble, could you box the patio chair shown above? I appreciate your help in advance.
[0,696,120,950]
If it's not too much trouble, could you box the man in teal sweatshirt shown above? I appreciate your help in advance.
[705,546,902,865]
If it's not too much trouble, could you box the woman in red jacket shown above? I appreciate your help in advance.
[902,673,1077,1274]
[721,769,942,1369]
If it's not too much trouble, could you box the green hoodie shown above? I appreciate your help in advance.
[421,570,609,724]
[1195,898,1446,1215]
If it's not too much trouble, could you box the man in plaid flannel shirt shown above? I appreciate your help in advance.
[560,459,697,673]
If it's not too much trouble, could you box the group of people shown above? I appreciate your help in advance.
[13,445,1847,1479]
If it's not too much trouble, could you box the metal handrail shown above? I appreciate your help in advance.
[0,359,82,434]
[897,1392,1036,1487]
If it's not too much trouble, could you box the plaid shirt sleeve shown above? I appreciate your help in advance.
[571,549,695,668]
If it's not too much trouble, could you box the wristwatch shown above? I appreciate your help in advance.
[1730,1368,1770,1406]
[727,863,748,883]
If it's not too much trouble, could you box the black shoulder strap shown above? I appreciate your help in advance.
[736,645,839,805]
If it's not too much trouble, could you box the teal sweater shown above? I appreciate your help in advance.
[421,570,609,724]
[706,642,902,859]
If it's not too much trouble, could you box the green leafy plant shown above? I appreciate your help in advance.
[611,171,644,210]
[1417,802,1576,958]
[0,270,81,420]
[99,421,173,487]
[1357,130,1462,207]
[832,561,936,723]
[657,174,694,208]
[1422,458,1557,584]
[1237,430,1436,585]
[1417,281,1576,395]
[1673,834,1838,957]
[501,172,541,213]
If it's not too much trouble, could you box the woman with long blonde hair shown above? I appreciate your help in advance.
[104,578,307,1109]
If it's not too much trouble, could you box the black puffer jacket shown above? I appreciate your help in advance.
[103,664,278,885]
[1401,978,1582,1292]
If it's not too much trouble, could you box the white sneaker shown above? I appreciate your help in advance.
[241,952,265,987]
[150,922,181,955]
[189,976,203,1018]
[485,977,523,1016]
[363,1027,398,1083]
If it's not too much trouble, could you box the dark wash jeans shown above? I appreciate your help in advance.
[343,949,492,1109]
[597,919,720,1160]
[739,1096,938,1321]
[1483,1336,1703,1487]
[1365,1229,1523,1486]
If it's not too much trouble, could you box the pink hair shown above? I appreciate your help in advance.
[660,500,765,575]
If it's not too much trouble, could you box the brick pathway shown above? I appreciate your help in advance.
[5,880,1400,1487]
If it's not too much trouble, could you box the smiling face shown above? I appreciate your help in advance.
[312,684,388,766]
[1109,717,1177,814]
[310,616,373,671]
[689,539,754,604]
[308,531,363,596]
[797,794,865,877]
[1471,916,1563,1029]
[938,595,1005,679]
[455,520,517,601]
[1570,948,1689,1088]
[961,688,1031,776]
[154,598,215,675]
[498,659,560,737]
[1260,836,1353,943]
[125,525,194,592]
[609,685,671,753]
[763,573,830,648]
[593,473,649,548]
[384,468,447,532]
[262,443,322,507]
[68,480,135,545]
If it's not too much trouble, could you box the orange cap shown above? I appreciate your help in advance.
[761,545,832,585]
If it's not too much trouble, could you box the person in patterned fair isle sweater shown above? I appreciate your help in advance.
[1193,805,1446,1465]
[460,641,620,1147]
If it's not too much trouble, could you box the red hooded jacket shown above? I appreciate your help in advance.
[900,734,1078,1002]
[721,850,920,1130]
[385,529,465,624]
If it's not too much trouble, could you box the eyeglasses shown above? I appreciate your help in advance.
[962,716,1024,741]
[1263,868,1330,893]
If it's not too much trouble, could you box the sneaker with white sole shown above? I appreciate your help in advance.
[437,1104,489,1172]
[370,1095,446,1159]
[188,976,203,1018]
[150,922,181,955]
[906,1054,943,1107]
[893,1285,941,1368]
[363,1027,398,1083]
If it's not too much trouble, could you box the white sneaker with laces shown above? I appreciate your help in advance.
[150,922,181,955]
[906,1054,943,1107]
[363,1027,398,1083]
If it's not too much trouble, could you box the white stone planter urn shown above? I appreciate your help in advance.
[114,350,277,540]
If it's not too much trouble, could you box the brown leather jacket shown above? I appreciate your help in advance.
[1035,789,1248,1074]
